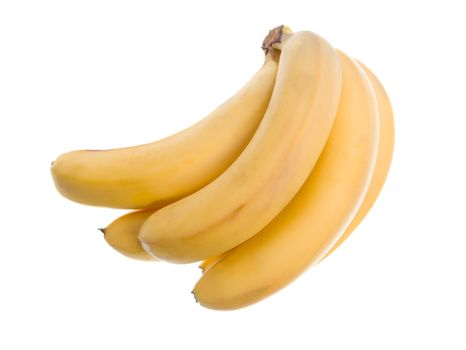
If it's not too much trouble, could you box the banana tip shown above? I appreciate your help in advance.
[191,290,199,304]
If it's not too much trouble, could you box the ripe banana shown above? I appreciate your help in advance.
[49,24,392,310]
[100,210,156,261]
[321,60,394,260]
[192,51,379,310]
[139,30,342,263]
[101,208,225,268]
[51,51,279,209]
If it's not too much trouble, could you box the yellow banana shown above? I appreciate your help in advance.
[51,51,279,209]
[100,210,156,261]
[101,209,221,267]
[321,60,394,260]
[192,51,379,310]
[139,30,342,263]
[101,207,231,267]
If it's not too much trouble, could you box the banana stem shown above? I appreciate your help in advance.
[261,25,292,54]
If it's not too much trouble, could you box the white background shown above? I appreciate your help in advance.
[1,0,465,349]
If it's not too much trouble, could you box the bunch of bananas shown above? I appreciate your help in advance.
[51,26,394,310]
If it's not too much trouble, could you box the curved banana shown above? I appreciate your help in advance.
[100,210,157,261]
[192,51,379,310]
[51,51,279,209]
[139,30,342,263]
[101,209,221,267]
[321,60,394,260]
[100,207,232,266]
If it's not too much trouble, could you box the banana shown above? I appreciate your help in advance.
[100,210,156,261]
[139,30,342,263]
[51,50,279,209]
[321,60,394,260]
[101,208,223,267]
[192,51,379,310]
